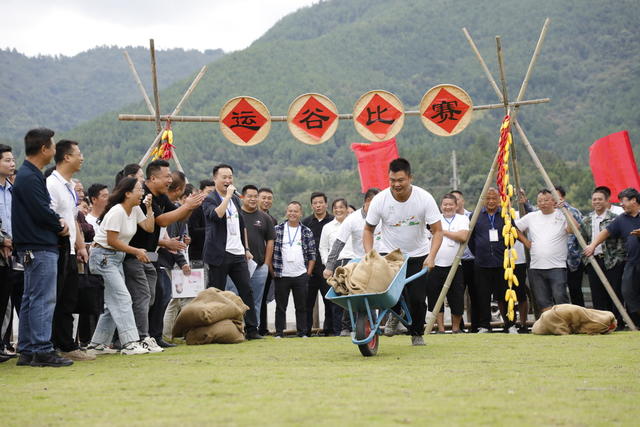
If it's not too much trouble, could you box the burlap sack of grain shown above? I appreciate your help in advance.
[532,304,616,335]
[185,319,246,345]
[327,262,358,295]
[346,249,404,294]
[172,287,249,337]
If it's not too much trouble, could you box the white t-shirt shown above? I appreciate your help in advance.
[516,209,568,269]
[47,170,78,254]
[281,224,307,277]
[337,208,383,258]
[435,213,469,267]
[94,204,146,249]
[609,205,624,215]
[319,219,356,264]
[224,198,245,256]
[512,211,527,265]
[366,186,441,257]
[86,213,98,233]
[591,211,607,256]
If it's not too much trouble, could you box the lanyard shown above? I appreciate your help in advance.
[53,173,77,205]
[443,215,455,230]
[226,201,234,218]
[487,212,496,229]
[286,224,299,248]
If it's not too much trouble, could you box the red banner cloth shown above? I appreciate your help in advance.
[351,138,399,192]
[589,130,640,203]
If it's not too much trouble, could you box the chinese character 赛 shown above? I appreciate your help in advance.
[430,100,462,123]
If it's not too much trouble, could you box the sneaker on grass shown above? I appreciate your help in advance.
[121,342,150,355]
[86,344,119,355]
[141,336,164,353]
[411,336,425,346]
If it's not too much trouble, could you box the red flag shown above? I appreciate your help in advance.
[351,139,399,192]
[589,131,640,202]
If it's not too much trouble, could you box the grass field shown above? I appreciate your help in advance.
[1,332,639,426]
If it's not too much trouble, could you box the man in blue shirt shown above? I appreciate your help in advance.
[585,187,640,326]
[12,128,72,367]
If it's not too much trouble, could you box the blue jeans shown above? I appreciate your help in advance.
[226,264,268,329]
[17,250,58,354]
[89,247,140,346]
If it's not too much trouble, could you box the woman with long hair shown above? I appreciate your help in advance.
[87,177,155,355]
[114,163,144,186]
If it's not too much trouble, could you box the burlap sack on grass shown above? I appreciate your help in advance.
[532,304,616,335]
[328,249,404,295]
[185,319,245,345]
[172,287,249,337]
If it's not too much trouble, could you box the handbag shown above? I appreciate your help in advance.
[73,263,105,315]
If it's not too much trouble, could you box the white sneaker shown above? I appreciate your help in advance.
[86,343,118,355]
[121,341,150,355]
[141,337,164,353]
[508,325,518,334]
[477,327,490,334]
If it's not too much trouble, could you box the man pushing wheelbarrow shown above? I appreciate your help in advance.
[327,158,443,355]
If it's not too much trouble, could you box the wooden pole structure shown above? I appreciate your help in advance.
[426,21,550,333]
[514,120,637,331]
[451,150,458,191]
[149,39,162,135]
[118,98,550,123]
[123,51,156,116]
[138,65,208,168]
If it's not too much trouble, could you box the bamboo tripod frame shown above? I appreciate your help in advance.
[425,19,637,333]
[122,39,209,172]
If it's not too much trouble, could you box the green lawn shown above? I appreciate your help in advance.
[1,333,639,426]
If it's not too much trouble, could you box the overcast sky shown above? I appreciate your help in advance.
[1,0,319,57]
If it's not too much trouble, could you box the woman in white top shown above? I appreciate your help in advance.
[318,198,353,336]
[87,178,155,355]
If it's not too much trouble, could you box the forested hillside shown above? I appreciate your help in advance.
[0,46,223,139]
[30,0,640,212]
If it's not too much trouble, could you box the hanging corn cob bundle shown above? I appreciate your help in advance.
[151,120,175,161]
[496,115,519,321]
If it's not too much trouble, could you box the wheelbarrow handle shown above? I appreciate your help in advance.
[405,266,429,284]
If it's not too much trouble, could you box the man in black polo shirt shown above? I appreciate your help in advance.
[585,187,640,325]
[124,160,204,352]
[302,191,334,336]
[202,164,262,340]
[241,184,275,332]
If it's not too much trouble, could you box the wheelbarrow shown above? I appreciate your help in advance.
[325,256,428,356]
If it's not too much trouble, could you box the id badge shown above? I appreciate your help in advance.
[489,228,499,242]
[228,226,238,235]
[447,239,456,247]
[286,250,295,262]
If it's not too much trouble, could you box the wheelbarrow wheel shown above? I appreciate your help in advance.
[355,312,379,357]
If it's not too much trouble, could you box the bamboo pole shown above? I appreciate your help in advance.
[462,28,503,101]
[168,65,208,118]
[515,18,550,109]
[149,39,162,134]
[138,65,208,166]
[425,146,501,334]
[514,120,637,331]
[123,51,156,116]
[495,36,510,114]
[118,98,550,123]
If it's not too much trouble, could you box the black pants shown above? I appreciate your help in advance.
[275,274,308,336]
[471,266,505,330]
[305,271,333,335]
[460,259,475,330]
[426,265,464,315]
[208,252,258,334]
[259,271,272,335]
[0,265,23,350]
[567,263,585,307]
[149,267,172,340]
[586,258,625,327]
[51,241,79,352]
[402,255,429,336]
[330,259,351,335]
